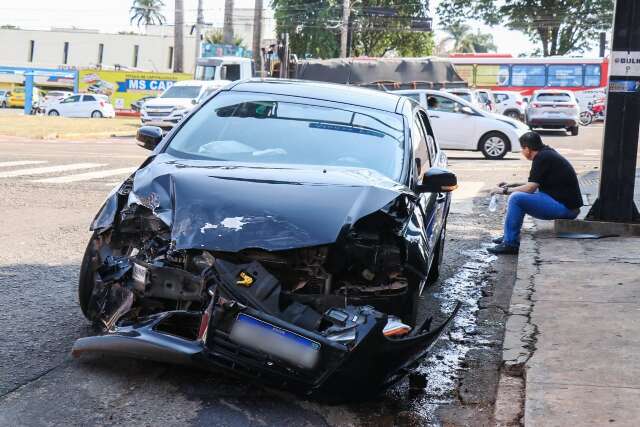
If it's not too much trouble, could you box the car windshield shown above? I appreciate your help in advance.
[161,85,201,99]
[166,92,406,180]
[449,92,471,102]
[536,93,572,103]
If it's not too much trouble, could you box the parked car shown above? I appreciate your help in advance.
[493,91,527,120]
[46,94,115,118]
[0,90,9,108]
[395,89,528,159]
[131,95,157,113]
[7,87,42,109]
[140,80,231,129]
[72,79,459,400]
[525,90,580,136]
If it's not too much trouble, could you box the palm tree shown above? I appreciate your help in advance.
[173,0,184,72]
[440,23,496,54]
[130,0,166,27]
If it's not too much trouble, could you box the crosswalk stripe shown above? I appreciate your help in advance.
[0,160,48,168]
[0,163,105,178]
[33,167,136,184]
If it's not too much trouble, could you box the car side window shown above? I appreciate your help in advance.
[83,95,96,102]
[411,115,431,182]
[62,95,80,104]
[428,95,460,113]
[495,94,508,103]
[418,111,437,165]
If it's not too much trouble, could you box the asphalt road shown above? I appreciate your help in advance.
[0,125,605,426]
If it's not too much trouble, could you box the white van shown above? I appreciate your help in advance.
[194,57,254,81]
[141,80,231,129]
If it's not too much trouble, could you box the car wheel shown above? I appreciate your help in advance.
[91,110,103,118]
[570,126,579,136]
[479,132,509,160]
[579,111,593,126]
[48,110,59,116]
[78,233,99,320]
[428,222,446,283]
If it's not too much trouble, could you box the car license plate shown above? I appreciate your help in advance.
[132,262,147,285]
[230,313,320,369]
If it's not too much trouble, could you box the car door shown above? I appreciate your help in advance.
[81,95,99,117]
[57,95,81,116]
[425,94,477,150]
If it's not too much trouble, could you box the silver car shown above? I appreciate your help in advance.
[525,90,580,136]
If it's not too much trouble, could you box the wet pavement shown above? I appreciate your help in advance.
[0,127,606,425]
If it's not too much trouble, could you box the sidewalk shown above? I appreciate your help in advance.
[496,173,640,426]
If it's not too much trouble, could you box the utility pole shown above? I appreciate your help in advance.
[587,0,640,222]
[340,0,350,57]
[173,0,184,72]
[599,32,607,57]
[252,0,263,72]
[194,0,204,60]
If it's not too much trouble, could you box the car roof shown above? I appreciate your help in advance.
[227,79,402,113]
[174,80,232,87]
[533,89,573,94]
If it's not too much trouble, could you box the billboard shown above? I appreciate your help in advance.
[78,70,192,110]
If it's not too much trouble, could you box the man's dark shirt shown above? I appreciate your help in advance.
[528,146,583,210]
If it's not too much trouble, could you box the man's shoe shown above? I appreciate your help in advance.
[488,243,519,255]
[492,236,503,244]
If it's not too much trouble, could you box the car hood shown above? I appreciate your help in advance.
[93,154,414,252]
[144,98,195,108]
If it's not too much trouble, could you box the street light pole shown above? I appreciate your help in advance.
[587,0,640,222]
[340,0,350,58]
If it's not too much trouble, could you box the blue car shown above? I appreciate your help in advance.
[73,79,457,401]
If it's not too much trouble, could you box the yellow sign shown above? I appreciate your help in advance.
[78,70,192,110]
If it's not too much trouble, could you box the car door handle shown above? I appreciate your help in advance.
[429,115,440,119]
[436,193,447,203]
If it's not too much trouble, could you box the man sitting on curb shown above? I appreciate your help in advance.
[488,131,583,255]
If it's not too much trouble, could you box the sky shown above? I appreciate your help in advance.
[0,0,601,57]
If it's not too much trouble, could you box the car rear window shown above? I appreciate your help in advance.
[536,93,572,103]
[167,92,405,180]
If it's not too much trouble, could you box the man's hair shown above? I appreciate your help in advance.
[519,131,544,151]
[427,96,438,108]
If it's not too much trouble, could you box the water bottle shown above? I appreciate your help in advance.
[488,194,498,212]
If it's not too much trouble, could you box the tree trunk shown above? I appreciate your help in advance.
[340,0,350,57]
[194,0,204,61]
[174,0,184,72]
[252,0,263,69]
[550,27,559,56]
[223,0,235,45]
[537,27,549,56]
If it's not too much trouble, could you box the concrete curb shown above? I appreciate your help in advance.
[494,219,539,426]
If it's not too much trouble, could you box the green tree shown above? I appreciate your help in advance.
[205,31,246,48]
[440,23,496,53]
[272,0,434,59]
[130,0,166,26]
[437,0,613,56]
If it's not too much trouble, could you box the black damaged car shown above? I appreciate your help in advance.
[72,79,458,400]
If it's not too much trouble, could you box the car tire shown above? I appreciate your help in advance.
[48,110,59,116]
[78,233,98,320]
[570,126,579,136]
[479,132,509,160]
[91,110,103,118]
[428,222,446,284]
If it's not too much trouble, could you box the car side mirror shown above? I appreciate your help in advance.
[416,168,458,193]
[136,126,163,150]
[460,106,474,115]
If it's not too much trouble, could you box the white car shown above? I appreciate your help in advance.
[141,80,231,129]
[444,88,484,109]
[395,89,529,159]
[0,90,9,108]
[525,90,580,136]
[41,90,73,111]
[46,94,115,118]
[493,91,527,120]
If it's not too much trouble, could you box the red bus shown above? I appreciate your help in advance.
[448,54,608,110]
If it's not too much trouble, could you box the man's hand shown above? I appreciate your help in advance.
[490,187,505,195]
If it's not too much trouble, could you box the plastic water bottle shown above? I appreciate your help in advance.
[488,194,498,212]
